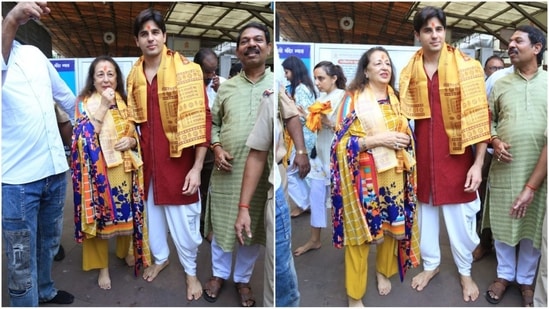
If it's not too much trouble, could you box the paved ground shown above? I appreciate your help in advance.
[2,172,264,307]
[1,171,539,307]
[290,207,528,307]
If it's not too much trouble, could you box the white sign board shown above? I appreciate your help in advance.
[314,43,419,91]
[168,36,201,58]
[76,57,138,95]
[277,42,421,92]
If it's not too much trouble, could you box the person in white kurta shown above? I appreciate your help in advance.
[293,61,350,256]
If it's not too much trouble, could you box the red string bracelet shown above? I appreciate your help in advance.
[525,184,537,191]
[238,203,250,209]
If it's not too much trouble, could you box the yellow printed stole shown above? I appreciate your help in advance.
[127,45,206,157]
[354,86,415,173]
[399,43,490,154]
[83,93,142,171]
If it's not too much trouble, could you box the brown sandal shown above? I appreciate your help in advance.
[235,282,256,307]
[203,276,224,303]
[520,284,534,307]
[485,278,510,304]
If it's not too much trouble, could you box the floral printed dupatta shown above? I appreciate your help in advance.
[71,100,149,275]
[330,97,419,281]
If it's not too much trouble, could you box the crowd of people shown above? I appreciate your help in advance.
[281,5,546,308]
[2,2,546,308]
[2,2,274,307]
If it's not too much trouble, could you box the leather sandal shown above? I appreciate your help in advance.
[520,284,534,307]
[485,278,510,304]
[203,276,224,303]
[235,282,256,307]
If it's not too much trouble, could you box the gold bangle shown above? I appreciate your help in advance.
[296,149,308,156]
[210,143,221,151]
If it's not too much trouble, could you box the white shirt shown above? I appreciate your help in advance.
[485,65,514,96]
[2,41,76,184]
[206,76,227,109]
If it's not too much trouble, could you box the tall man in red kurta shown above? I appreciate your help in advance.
[126,8,211,302]
[399,6,490,302]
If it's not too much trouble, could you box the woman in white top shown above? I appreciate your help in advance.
[293,61,350,256]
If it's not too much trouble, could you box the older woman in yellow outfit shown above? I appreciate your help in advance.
[330,47,420,306]
[71,56,150,290]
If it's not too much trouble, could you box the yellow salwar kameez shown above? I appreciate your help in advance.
[72,92,150,273]
[331,88,420,300]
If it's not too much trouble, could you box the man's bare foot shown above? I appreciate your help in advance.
[460,275,479,302]
[348,296,364,307]
[125,254,135,267]
[293,240,321,256]
[143,260,169,282]
[376,272,392,295]
[98,268,111,290]
[186,274,202,301]
[411,268,439,291]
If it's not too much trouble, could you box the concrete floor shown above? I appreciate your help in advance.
[0,171,538,307]
[290,208,527,307]
[2,172,264,307]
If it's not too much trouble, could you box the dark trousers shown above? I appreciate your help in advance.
[199,148,214,237]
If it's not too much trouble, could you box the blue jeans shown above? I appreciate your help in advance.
[275,186,300,307]
[2,172,66,306]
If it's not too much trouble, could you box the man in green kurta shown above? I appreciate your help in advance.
[203,22,273,307]
[484,25,547,306]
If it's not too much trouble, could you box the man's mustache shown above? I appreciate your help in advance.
[244,48,261,56]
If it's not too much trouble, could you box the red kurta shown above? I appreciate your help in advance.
[139,76,211,205]
[414,71,477,206]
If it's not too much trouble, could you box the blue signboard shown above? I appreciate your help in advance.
[276,43,314,89]
[50,59,76,95]
[277,43,312,70]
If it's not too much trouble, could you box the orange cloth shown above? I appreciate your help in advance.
[399,43,490,154]
[126,45,206,158]
[305,101,332,132]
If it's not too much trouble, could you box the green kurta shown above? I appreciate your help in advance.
[205,69,273,252]
[483,69,547,249]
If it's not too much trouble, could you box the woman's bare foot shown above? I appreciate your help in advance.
[186,274,202,301]
[293,240,321,256]
[125,254,135,267]
[411,268,439,291]
[143,260,169,282]
[460,275,479,302]
[348,296,364,307]
[98,268,111,290]
[290,207,309,218]
[376,272,392,295]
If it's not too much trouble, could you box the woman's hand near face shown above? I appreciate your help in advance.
[100,87,116,107]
